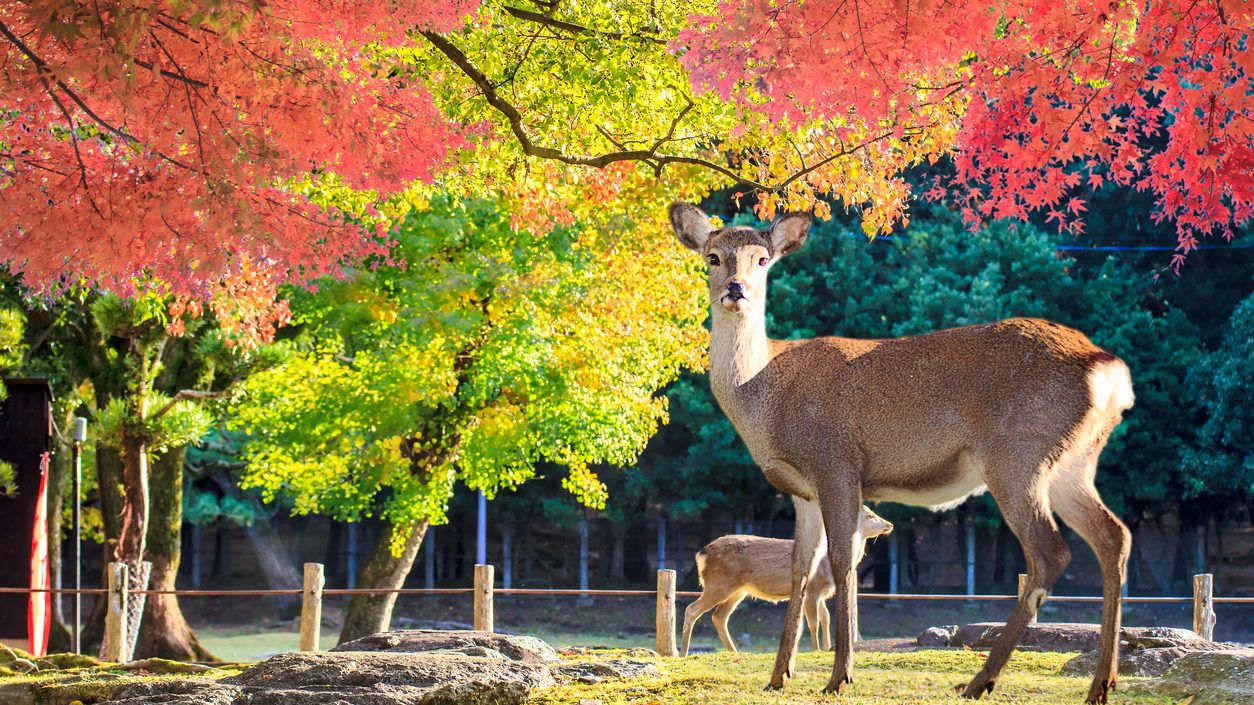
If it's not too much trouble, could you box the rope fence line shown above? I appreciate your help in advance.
[5,564,1242,659]
[1,588,1251,603]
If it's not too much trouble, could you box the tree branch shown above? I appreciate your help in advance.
[502,5,666,44]
[150,389,231,420]
[420,30,771,191]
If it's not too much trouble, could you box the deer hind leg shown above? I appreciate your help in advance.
[766,496,826,691]
[804,590,821,651]
[1050,453,1130,705]
[819,594,832,651]
[711,593,745,653]
[962,466,1070,700]
[681,590,726,657]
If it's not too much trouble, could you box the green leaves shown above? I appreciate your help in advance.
[230,194,706,546]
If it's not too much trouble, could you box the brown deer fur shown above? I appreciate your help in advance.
[669,204,1134,704]
[680,505,893,656]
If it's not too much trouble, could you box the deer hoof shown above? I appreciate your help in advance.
[1085,678,1114,704]
[958,679,994,699]
[821,675,852,694]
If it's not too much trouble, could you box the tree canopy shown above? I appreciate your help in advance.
[8,0,1244,300]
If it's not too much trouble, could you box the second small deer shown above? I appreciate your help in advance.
[681,505,893,656]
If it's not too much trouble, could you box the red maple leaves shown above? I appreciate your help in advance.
[0,0,478,296]
[679,0,1253,262]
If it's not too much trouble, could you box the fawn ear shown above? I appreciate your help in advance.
[768,212,812,257]
[669,203,712,252]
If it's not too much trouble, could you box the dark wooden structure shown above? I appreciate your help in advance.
[0,378,53,640]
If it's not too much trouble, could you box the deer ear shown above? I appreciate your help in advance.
[669,203,712,252]
[768,212,812,257]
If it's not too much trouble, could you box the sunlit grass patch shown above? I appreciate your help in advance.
[531,649,1174,705]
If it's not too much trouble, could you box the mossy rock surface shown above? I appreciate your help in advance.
[1126,649,1254,705]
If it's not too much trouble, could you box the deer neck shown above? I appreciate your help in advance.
[709,306,772,393]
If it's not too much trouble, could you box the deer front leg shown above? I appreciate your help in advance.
[766,496,825,691]
[818,487,861,694]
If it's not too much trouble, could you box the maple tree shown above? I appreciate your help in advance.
[0,0,475,296]
[678,0,1254,262]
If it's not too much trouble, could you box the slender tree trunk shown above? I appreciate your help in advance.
[610,521,625,583]
[82,445,125,651]
[45,438,72,653]
[337,521,429,644]
[244,521,303,620]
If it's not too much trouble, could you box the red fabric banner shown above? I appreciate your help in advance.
[28,452,50,657]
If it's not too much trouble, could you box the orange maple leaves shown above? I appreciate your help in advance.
[0,0,478,295]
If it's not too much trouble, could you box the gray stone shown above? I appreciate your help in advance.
[916,626,958,647]
[332,629,560,663]
[107,652,555,705]
[944,622,1238,653]
[1126,649,1254,705]
[552,659,660,682]
[1061,646,1192,678]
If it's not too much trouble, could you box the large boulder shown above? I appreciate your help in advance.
[1126,649,1254,705]
[332,630,560,663]
[92,632,657,705]
[106,651,556,705]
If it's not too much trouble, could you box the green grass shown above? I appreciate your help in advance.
[197,625,339,662]
[532,649,1175,705]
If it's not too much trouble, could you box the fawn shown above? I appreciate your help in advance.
[680,505,893,656]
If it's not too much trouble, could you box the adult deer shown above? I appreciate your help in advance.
[669,204,1133,703]
[680,504,893,657]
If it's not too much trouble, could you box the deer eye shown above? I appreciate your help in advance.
[706,254,720,266]
[758,256,769,267]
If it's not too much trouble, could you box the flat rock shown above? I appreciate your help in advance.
[332,629,559,663]
[106,651,555,705]
[552,659,659,681]
[937,622,1230,653]
[1126,649,1254,705]
[1061,646,1192,678]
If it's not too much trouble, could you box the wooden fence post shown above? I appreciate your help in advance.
[656,569,677,657]
[100,562,128,662]
[474,564,494,632]
[1193,573,1215,641]
[300,563,324,652]
[1018,573,1036,624]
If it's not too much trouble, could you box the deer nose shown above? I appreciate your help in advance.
[726,281,745,300]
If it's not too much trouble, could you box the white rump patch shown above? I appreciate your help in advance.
[1088,360,1134,414]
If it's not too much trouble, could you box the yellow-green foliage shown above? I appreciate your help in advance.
[535,649,1174,705]
[230,194,707,552]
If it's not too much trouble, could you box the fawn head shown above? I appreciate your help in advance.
[669,203,812,315]
[858,505,893,540]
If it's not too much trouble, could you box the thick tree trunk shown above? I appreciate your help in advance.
[116,428,149,568]
[135,450,215,661]
[337,521,428,644]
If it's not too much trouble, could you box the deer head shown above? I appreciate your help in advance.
[669,203,812,315]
